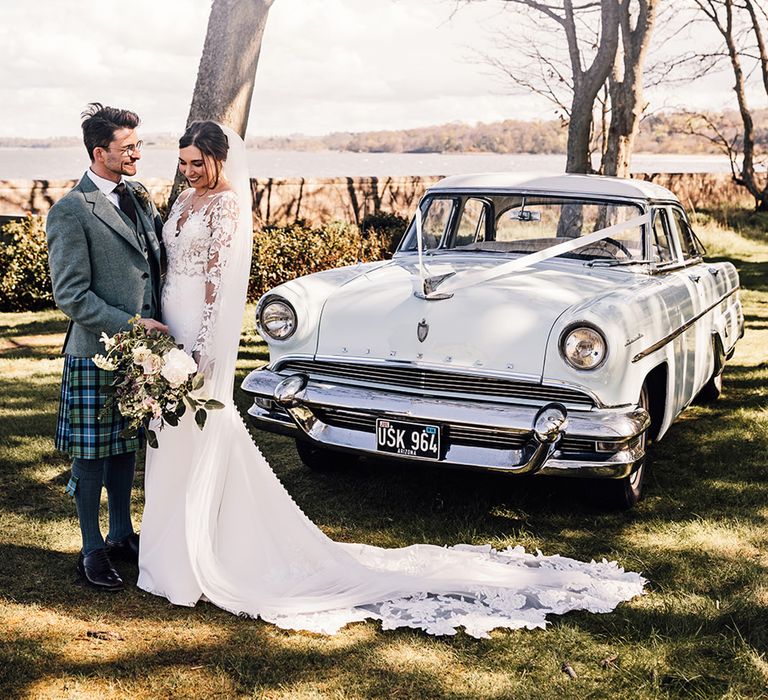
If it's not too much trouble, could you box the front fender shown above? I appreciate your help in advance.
[257,262,388,362]
[542,277,672,408]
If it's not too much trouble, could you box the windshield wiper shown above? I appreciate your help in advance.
[586,258,654,268]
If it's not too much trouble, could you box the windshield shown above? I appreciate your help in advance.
[399,194,646,262]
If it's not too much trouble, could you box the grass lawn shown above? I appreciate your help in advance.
[1,220,767,699]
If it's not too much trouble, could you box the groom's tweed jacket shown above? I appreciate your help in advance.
[46,173,164,358]
[47,173,164,457]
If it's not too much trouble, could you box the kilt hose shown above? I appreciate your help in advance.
[55,355,141,459]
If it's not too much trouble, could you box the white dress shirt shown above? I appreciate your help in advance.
[85,169,125,208]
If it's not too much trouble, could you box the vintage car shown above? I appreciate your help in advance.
[241,173,743,508]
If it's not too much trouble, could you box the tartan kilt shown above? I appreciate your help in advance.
[55,355,141,459]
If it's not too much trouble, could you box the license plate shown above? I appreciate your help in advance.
[376,419,441,460]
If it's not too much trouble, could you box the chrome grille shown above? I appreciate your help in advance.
[276,359,595,408]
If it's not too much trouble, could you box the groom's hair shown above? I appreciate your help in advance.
[81,103,140,161]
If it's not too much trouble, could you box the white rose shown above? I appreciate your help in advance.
[160,348,198,388]
[132,346,151,364]
[140,353,163,375]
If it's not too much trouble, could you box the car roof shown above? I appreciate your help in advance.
[427,172,679,202]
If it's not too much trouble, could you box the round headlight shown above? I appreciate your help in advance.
[561,326,607,370]
[258,297,297,341]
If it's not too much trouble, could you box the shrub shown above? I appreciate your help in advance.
[249,220,392,301]
[0,215,54,311]
[0,213,400,311]
[359,211,410,256]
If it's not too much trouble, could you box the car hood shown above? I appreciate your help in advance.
[315,256,624,379]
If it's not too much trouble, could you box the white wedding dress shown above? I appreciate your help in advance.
[137,128,645,638]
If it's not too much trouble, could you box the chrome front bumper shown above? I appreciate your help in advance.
[241,367,650,479]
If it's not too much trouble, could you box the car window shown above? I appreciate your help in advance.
[399,194,645,261]
[651,208,674,262]
[453,198,488,247]
[670,207,702,260]
[400,197,455,251]
[494,197,644,260]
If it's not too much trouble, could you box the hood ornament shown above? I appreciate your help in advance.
[417,318,429,343]
[414,271,455,300]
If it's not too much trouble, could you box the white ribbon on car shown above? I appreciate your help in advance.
[415,201,427,295]
[413,211,651,299]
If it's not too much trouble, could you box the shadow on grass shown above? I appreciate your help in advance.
[1,542,497,699]
[700,206,768,240]
[0,317,69,338]
[2,536,765,699]
[708,256,768,293]
[0,607,464,700]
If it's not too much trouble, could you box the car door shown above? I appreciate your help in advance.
[666,206,716,402]
[646,206,698,415]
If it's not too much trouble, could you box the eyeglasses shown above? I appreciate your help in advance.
[109,140,143,156]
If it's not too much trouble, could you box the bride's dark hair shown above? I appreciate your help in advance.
[179,121,229,189]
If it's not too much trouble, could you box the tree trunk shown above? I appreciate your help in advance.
[566,99,598,173]
[693,0,768,209]
[602,0,658,178]
[170,0,275,204]
[187,0,275,136]
[564,0,620,173]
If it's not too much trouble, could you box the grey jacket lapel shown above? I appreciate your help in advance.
[77,175,144,256]
[130,186,163,267]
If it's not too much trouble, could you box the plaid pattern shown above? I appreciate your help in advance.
[55,356,140,459]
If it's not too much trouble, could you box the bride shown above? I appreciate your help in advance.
[137,122,645,638]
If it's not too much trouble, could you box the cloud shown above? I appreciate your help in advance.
[0,0,749,139]
[0,0,209,136]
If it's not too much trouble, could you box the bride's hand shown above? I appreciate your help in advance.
[137,317,169,334]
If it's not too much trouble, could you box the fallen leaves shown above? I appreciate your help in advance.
[86,630,124,642]
[561,661,577,679]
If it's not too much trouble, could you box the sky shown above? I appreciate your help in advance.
[0,0,750,140]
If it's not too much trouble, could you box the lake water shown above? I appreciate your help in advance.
[0,147,739,180]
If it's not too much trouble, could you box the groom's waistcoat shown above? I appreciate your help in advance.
[46,174,164,358]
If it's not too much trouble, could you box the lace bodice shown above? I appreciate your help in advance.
[162,189,239,360]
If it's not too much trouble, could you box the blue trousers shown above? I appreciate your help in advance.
[70,453,136,555]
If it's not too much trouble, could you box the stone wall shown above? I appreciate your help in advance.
[0,173,756,228]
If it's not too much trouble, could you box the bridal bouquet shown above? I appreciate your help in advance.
[93,316,223,448]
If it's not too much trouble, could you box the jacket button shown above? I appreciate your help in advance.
[142,272,149,279]
[143,304,150,311]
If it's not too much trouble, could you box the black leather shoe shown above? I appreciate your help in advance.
[77,549,124,591]
[105,533,140,563]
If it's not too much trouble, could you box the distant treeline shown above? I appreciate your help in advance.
[2,110,766,154]
[249,110,768,156]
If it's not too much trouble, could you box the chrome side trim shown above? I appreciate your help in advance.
[631,286,741,363]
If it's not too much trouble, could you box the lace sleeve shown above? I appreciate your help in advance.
[192,191,240,365]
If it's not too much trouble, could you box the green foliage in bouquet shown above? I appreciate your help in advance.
[95,317,224,448]
[0,215,54,311]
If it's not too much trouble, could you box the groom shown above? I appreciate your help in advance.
[46,103,167,591]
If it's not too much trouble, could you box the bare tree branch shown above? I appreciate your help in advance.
[689,0,768,208]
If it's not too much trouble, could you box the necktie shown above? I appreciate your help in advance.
[113,182,138,227]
